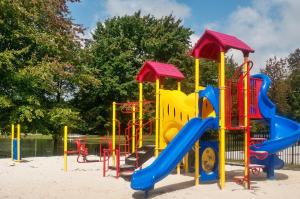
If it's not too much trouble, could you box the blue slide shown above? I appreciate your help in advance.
[131,117,217,191]
[251,74,300,178]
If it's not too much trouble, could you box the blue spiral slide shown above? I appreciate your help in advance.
[251,74,300,178]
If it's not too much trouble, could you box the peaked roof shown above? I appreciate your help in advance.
[191,29,254,61]
[136,61,185,83]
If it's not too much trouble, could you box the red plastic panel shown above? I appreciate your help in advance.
[249,78,263,119]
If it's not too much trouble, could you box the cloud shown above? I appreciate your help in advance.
[83,0,190,42]
[203,22,219,30]
[223,0,300,72]
[189,33,200,46]
[105,0,191,19]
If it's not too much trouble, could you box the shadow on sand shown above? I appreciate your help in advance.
[131,169,289,198]
[132,179,194,199]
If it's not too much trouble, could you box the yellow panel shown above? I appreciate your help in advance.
[159,89,216,150]
[202,98,216,118]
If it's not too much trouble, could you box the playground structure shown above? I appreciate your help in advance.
[103,100,155,178]
[63,126,111,171]
[11,124,21,162]
[102,29,300,192]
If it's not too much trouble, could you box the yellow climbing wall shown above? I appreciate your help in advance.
[159,89,215,150]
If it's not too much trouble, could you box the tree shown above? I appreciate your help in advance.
[260,56,291,115]
[287,49,300,121]
[77,12,193,132]
[0,0,99,139]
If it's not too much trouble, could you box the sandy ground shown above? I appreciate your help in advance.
[0,156,300,199]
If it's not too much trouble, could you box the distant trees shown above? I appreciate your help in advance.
[0,0,298,138]
[261,49,300,121]
[76,12,194,132]
[287,49,300,121]
[0,0,99,138]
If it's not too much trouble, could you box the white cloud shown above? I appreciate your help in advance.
[203,22,219,30]
[84,0,190,42]
[105,0,191,19]
[189,33,200,46]
[223,0,300,73]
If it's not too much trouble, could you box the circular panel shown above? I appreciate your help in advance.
[201,147,216,173]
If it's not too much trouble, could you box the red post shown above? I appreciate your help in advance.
[103,151,106,177]
[116,149,120,178]
[100,142,102,162]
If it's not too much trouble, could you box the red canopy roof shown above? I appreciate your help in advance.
[136,61,185,83]
[191,29,254,61]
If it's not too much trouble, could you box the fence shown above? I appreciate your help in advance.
[226,131,300,167]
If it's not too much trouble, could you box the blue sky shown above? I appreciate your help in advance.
[69,0,250,36]
[69,0,300,71]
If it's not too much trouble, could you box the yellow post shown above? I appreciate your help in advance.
[177,164,181,174]
[244,56,249,188]
[11,124,14,160]
[177,81,181,91]
[17,124,21,162]
[184,154,189,173]
[155,79,160,157]
[139,82,143,148]
[158,82,164,152]
[194,58,200,185]
[64,126,68,172]
[132,104,136,153]
[159,85,163,153]
[219,51,226,189]
[177,81,181,174]
[112,102,116,166]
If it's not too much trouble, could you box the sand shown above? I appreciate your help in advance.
[0,155,300,199]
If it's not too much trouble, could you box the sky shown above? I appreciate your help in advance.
[69,0,300,72]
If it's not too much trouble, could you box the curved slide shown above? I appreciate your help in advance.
[251,74,300,177]
[131,117,216,191]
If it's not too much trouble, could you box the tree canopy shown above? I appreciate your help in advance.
[75,12,195,132]
[0,1,298,139]
[0,0,99,137]
[261,49,300,121]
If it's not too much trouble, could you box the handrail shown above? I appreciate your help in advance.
[228,60,254,83]
[134,119,154,168]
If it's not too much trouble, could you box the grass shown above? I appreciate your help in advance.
[23,134,52,139]
[80,134,156,145]
[0,134,52,140]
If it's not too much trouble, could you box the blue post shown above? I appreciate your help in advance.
[13,138,22,161]
[266,154,275,180]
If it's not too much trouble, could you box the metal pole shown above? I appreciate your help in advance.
[177,81,181,91]
[195,58,200,185]
[17,124,21,162]
[64,126,68,172]
[11,124,14,160]
[112,102,116,166]
[177,81,181,174]
[132,104,136,153]
[219,51,226,189]
[139,82,143,148]
[243,56,250,189]
[155,79,160,157]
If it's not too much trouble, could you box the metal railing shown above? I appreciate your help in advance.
[225,131,300,167]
